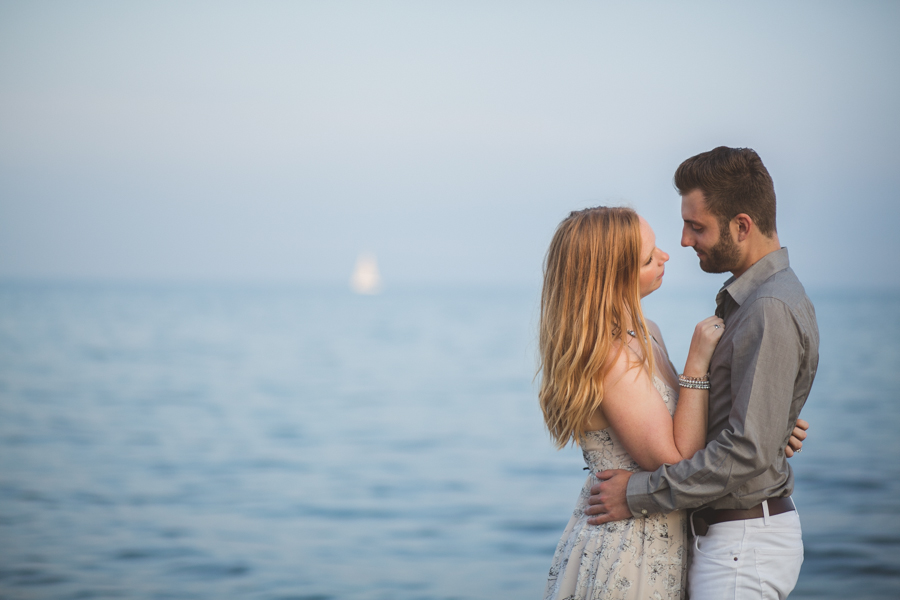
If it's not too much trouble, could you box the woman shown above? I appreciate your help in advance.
[539,207,802,600]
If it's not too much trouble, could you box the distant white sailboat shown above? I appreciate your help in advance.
[350,252,382,294]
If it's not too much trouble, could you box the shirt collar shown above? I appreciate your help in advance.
[716,247,791,308]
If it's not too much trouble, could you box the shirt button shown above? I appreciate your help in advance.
[641,509,647,515]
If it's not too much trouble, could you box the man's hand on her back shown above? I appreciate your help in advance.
[584,469,633,525]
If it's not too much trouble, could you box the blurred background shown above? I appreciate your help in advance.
[1,2,898,599]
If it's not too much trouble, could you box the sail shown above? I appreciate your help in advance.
[350,252,382,294]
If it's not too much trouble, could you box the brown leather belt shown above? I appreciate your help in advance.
[693,497,795,530]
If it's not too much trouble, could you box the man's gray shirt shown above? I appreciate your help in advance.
[627,248,819,515]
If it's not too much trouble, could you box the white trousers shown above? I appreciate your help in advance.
[688,502,804,600]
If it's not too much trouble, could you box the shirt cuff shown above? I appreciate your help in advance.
[626,470,657,518]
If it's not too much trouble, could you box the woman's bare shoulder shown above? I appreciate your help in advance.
[645,318,663,340]
[604,338,648,386]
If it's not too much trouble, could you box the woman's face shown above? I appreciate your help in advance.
[638,216,669,298]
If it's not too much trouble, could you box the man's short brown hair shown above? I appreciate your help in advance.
[674,146,777,236]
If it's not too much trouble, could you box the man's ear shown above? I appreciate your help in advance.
[733,213,753,242]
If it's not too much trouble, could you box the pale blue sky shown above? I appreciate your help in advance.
[1,1,898,290]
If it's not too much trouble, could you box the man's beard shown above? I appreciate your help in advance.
[699,225,741,273]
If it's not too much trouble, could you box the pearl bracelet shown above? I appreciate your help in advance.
[678,373,710,390]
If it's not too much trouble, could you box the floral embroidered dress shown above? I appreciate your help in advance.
[544,350,688,600]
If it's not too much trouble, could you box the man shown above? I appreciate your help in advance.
[585,147,819,599]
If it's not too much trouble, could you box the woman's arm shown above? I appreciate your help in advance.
[672,315,724,460]
[598,316,724,471]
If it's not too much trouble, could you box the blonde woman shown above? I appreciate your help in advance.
[539,207,803,599]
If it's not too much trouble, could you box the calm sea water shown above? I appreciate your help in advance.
[1,282,898,599]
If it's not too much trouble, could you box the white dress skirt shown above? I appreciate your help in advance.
[543,373,688,600]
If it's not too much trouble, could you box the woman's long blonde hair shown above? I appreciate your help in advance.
[539,206,654,448]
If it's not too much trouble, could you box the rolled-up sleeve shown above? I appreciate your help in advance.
[626,297,803,516]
